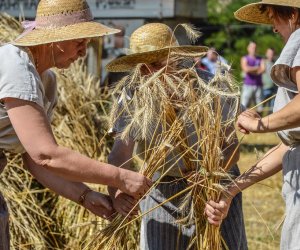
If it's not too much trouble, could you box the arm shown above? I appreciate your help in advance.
[107,138,139,216]
[257,59,266,75]
[5,98,151,198]
[241,57,259,74]
[205,142,288,226]
[22,153,114,219]
[237,67,300,133]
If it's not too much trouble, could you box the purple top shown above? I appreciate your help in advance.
[244,55,263,86]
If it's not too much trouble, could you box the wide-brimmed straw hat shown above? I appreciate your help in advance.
[13,0,120,46]
[106,23,208,72]
[235,0,300,25]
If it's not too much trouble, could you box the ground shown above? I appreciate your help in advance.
[239,132,284,250]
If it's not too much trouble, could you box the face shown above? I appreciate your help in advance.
[247,42,256,55]
[207,50,218,62]
[141,58,175,76]
[52,39,90,68]
[267,7,294,43]
[266,48,275,60]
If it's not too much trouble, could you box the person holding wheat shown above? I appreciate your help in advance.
[106,23,248,250]
[205,1,300,249]
[0,0,152,248]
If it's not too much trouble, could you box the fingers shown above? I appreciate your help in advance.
[205,199,230,227]
[114,192,139,217]
[95,194,113,211]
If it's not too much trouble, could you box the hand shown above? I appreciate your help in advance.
[111,189,139,217]
[236,110,262,134]
[83,191,115,220]
[118,169,152,199]
[204,195,232,227]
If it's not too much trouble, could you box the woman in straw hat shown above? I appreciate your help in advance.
[0,0,152,247]
[205,1,300,249]
[107,23,247,250]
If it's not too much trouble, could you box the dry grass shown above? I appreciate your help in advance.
[239,132,284,250]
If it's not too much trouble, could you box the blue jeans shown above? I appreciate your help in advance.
[241,85,263,112]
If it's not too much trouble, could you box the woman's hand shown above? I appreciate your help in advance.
[83,191,115,220]
[111,189,139,217]
[205,195,233,226]
[118,169,152,199]
[236,110,263,134]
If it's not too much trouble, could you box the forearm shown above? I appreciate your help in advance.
[227,143,288,197]
[260,94,300,132]
[32,145,121,187]
[107,142,134,196]
[23,153,88,203]
[107,155,133,196]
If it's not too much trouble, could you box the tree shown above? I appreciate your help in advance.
[203,0,283,82]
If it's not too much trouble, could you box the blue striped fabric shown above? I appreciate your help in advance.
[140,165,248,250]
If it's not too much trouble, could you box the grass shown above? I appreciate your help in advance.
[239,132,284,250]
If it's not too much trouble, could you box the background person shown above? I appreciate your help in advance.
[241,41,266,115]
[201,47,229,74]
[262,47,277,114]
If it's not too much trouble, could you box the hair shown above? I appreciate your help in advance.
[259,4,300,24]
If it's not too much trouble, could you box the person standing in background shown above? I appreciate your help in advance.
[241,41,265,115]
[262,47,277,114]
[201,47,229,74]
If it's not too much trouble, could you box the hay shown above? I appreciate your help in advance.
[90,42,240,249]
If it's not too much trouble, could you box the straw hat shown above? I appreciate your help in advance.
[13,0,120,46]
[106,23,208,72]
[235,0,300,25]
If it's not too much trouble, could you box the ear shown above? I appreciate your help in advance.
[292,8,300,25]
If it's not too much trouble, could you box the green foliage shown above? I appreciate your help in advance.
[204,0,284,83]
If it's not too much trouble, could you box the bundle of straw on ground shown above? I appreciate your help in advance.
[89,46,240,249]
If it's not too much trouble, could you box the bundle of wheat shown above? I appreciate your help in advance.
[89,30,241,249]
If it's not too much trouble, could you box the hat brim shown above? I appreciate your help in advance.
[106,46,208,72]
[234,1,300,25]
[12,22,120,46]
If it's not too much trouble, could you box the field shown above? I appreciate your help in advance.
[239,132,284,250]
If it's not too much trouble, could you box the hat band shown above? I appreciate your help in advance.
[126,42,179,54]
[35,8,93,29]
[16,8,93,41]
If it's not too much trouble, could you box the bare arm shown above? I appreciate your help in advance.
[257,59,266,75]
[22,153,113,219]
[107,138,135,196]
[205,142,288,226]
[226,142,287,197]
[237,67,300,133]
[107,138,139,216]
[5,98,151,198]
[241,57,259,74]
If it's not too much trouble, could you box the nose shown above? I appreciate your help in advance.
[78,40,89,57]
